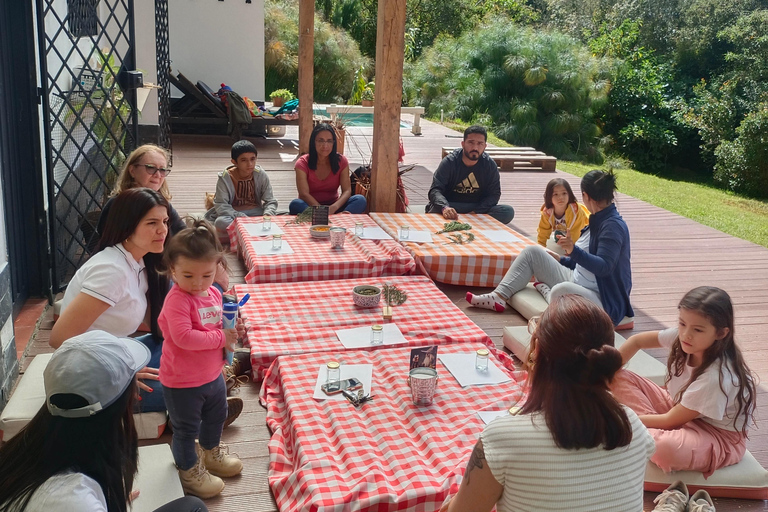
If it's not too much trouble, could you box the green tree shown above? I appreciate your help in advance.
[715,104,768,197]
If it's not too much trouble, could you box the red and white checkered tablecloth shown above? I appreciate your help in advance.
[235,275,506,379]
[228,214,416,284]
[370,213,536,287]
[260,343,527,512]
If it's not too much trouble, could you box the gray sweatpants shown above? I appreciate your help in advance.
[494,245,602,308]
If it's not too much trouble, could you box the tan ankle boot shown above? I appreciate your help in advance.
[177,456,225,499]
[202,443,243,478]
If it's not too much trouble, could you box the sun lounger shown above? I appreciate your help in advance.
[440,146,557,171]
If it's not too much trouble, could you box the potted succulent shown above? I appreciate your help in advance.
[361,87,374,107]
[269,88,295,108]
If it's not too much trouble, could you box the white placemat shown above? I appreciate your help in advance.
[438,353,512,387]
[360,226,394,240]
[481,230,523,243]
[335,323,407,349]
[249,240,295,256]
[312,364,374,401]
[398,230,434,243]
[245,223,284,237]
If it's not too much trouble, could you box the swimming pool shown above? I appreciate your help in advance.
[313,108,409,128]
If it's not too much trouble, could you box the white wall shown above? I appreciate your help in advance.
[135,1,159,125]
[168,0,265,101]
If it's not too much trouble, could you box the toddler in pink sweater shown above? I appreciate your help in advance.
[158,219,243,499]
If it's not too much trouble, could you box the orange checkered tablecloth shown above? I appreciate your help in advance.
[370,213,536,287]
[260,343,526,512]
[235,275,506,379]
[227,214,416,284]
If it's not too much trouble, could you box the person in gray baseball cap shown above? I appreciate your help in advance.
[0,331,209,512]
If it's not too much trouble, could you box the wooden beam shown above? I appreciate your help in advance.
[370,0,407,212]
[298,0,314,155]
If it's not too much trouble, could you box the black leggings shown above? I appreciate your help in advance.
[153,496,208,512]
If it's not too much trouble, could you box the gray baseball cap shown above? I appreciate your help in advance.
[44,330,151,418]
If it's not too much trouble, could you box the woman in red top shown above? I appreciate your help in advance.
[289,123,367,214]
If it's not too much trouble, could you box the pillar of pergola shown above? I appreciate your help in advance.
[297,0,407,213]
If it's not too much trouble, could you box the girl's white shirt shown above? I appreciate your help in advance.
[6,472,107,511]
[659,327,746,432]
[60,243,148,337]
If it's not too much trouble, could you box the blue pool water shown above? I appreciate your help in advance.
[313,108,409,128]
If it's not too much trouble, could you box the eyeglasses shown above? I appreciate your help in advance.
[527,316,540,335]
[315,138,335,146]
[135,163,171,177]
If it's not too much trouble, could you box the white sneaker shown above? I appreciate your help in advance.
[688,490,715,512]
[652,481,689,512]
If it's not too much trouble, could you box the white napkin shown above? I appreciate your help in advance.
[245,223,284,237]
[360,226,393,240]
[438,353,512,387]
[398,230,434,243]
[481,230,523,243]
[249,240,295,256]
[312,364,374,401]
[335,323,408,349]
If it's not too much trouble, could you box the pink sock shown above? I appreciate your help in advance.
[466,292,506,312]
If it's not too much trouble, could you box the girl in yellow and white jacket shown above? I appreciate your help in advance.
[537,178,590,251]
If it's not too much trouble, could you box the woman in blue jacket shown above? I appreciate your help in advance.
[467,170,634,328]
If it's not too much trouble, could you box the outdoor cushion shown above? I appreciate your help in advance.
[0,353,167,441]
[0,353,52,441]
[132,444,185,512]
[502,325,667,386]
[506,283,548,320]
[645,451,768,500]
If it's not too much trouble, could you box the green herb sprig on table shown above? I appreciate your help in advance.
[436,221,472,234]
[284,208,313,225]
[445,232,475,245]
[382,283,408,306]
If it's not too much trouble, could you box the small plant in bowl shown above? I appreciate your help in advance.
[269,89,295,108]
[361,87,374,106]
[353,285,381,308]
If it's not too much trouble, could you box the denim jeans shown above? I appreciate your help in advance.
[426,202,515,225]
[289,194,367,215]
[134,333,166,413]
[163,375,228,470]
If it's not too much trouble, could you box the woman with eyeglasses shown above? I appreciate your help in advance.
[97,144,230,295]
[288,123,367,215]
[442,295,654,512]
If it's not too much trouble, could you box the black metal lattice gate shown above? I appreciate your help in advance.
[155,0,172,157]
[36,0,139,291]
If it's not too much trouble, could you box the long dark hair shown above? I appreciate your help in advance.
[581,169,618,203]
[521,295,632,450]
[99,188,171,340]
[0,385,138,511]
[544,178,578,209]
[162,218,227,272]
[308,122,341,174]
[668,286,756,435]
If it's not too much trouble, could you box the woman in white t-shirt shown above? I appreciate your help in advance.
[51,188,171,412]
[612,286,757,477]
[443,295,655,512]
[0,331,207,512]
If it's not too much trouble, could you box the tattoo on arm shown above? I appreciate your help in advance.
[465,440,485,486]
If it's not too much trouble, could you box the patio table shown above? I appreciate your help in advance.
[260,342,526,512]
[228,214,416,284]
[235,275,501,379]
[370,213,536,287]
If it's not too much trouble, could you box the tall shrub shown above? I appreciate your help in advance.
[406,21,608,162]
[714,104,768,197]
[265,0,369,103]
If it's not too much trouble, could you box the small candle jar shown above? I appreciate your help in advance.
[326,361,340,384]
[370,324,384,345]
[399,225,410,240]
[475,348,490,372]
[330,227,347,249]
[262,215,272,230]
[272,234,283,250]
[355,222,364,237]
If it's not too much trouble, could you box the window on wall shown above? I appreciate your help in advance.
[67,0,100,37]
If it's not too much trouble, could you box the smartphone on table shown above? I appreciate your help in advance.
[321,377,363,395]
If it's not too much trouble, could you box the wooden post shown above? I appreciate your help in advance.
[370,0,407,212]
[298,0,314,155]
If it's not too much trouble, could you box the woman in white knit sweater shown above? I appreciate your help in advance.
[444,295,655,512]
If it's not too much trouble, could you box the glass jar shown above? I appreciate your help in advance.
[326,361,340,384]
[475,348,489,372]
[262,215,272,230]
[272,234,283,250]
[371,324,384,345]
[355,222,364,237]
[399,225,410,240]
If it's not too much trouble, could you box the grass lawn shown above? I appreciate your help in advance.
[435,119,768,249]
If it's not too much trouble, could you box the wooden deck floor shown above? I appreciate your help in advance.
[19,119,768,510]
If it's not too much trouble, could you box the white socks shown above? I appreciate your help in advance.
[533,282,551,302]
[466,292,506,312]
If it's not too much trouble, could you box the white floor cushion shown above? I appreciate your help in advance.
[132,444,185,512]
[507,283,548,320]
[645,451,768,500]
[502,325,667,386]
[0,353,52,441]
[0,353,167,441]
